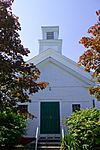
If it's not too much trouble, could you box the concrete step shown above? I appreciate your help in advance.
[37,141,61,150]
[25,136,61,150]
[38,145,61,150]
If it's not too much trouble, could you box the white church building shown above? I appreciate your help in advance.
[23,26,98,139]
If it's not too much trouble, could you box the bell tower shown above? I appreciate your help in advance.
[39,26,62,54]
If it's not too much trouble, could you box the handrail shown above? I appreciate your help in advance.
[35,127,39,150]
[61,126,64,140]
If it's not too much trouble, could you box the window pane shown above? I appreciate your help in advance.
[47,32,54,39]
[18,105,28,112]
[72,104,80,112]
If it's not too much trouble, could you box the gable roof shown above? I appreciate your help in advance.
[27,49,95,86]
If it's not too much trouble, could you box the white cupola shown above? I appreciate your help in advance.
[39,26,62,54]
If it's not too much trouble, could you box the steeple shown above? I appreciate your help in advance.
[39,26,62,54]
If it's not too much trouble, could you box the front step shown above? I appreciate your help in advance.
[37,137,61,150]
[38,145,61,150]
[38,142,61,150]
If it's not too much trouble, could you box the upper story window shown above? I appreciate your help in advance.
[72,104,80,112]
[47,32,54,39]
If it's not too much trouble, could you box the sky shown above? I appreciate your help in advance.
[12,0,99,62]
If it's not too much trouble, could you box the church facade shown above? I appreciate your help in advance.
[22,26,98,138]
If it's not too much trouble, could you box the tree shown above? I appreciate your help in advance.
[78,10,100,100]
[61,108,100,150]
[0,0,48,108]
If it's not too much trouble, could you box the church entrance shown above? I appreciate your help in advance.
[40,102,60,134]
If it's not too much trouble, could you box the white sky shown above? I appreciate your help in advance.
[12,0,99,62]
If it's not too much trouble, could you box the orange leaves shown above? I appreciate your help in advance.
[80,37,86,44]
[80,37,94,48]
[89,87,100,100]
[14,75,48,99]
[79,48,99,74]
[80,37,90,48]
[88,24,100,36]
[92,37,100,52]
[79,11,100,75]
[79,10,100,100]
[37,82,49,90]
[87,10,100,37]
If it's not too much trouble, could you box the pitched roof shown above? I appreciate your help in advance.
[27,49,95,86]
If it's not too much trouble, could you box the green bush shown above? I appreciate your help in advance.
[0,107,26,146]
[61,108,100,150]
[61,133,79,150]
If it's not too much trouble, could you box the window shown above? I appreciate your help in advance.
[18,105,28,112]
[47,32,54,39]
[72,104,80,112]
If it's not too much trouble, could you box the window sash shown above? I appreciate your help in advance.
[47,32,54,39]
[72,104,80,112]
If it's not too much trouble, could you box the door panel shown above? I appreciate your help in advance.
[40,102,60,134]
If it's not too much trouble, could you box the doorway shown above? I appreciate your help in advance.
[40,102,60,134]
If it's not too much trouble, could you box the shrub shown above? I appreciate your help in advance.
[61,133,79,150]
[0,107,26,146]
[61,108,100,150]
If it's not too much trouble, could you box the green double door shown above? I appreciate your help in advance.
[40,102,60,134]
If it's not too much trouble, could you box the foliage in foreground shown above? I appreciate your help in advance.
[0,0,48,108]
[0,107,26,146]
[78,10,100,100]
[61,108,100,150]
[0,0,48,146]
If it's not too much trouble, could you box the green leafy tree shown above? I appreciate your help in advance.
[0,0,48,108]
[0,107,26,147]
[79,10,100,100]
[61,108,100,150]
